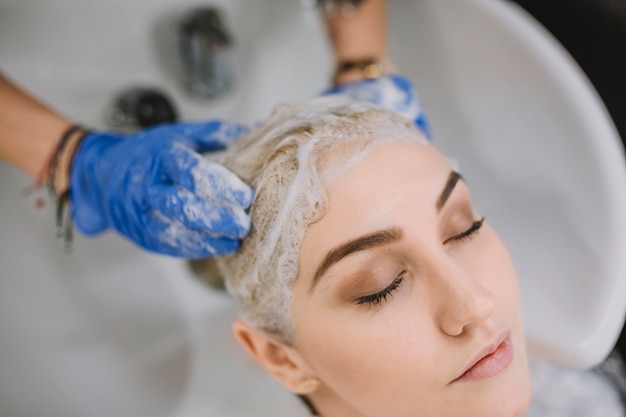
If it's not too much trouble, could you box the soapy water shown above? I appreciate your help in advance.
[153,141,253,258]
[190,156,254,210]
[154,211,239,257]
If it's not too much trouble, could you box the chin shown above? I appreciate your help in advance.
[502,391,532,417]
[491,356,532,417]
[466,380,531,417]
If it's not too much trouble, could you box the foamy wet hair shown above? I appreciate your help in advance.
[199,96,429,341]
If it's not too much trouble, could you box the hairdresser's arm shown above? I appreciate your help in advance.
[0,73,253,258]
[0,73,72,186]
[322,0,389,85]
[319,0,431,138]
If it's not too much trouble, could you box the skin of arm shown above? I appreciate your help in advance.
[0,73,75,193]
[321,0,389,84]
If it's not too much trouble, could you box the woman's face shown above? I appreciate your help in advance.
[290,141,531,417]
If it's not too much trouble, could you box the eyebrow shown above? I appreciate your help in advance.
[309,227,403,292]
[436,171,463,212]
[309,170,463,291]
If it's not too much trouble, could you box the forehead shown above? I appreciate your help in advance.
[300,142,450,272]
[323,141,447,218]
[316,132,428,187]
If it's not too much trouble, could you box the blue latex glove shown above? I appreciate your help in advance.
[322,74,432,140]
[70,121,253,258]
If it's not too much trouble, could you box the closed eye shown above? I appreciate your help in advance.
[356,272,406,307]
[444,217,485,245]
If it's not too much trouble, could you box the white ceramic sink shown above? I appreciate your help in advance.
[1,0,625,416]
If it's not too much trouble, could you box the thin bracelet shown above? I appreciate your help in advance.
[46,124,90,251]
[46,124,87,198]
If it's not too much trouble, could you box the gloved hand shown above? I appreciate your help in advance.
[322,74,432,140]
[70,121,253,258]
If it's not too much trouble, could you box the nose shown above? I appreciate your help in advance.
[430,259,496,337]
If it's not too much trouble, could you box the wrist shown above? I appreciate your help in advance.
[32,124,91,251]
[332,57,396,85]
[42,125,90,197]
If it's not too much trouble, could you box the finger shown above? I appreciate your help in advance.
[160,149,254,208]
[147,184,252,239]
[168,120,248,152]
[143,211,242,258]
[193,122,248,152]
[138,120,247,151]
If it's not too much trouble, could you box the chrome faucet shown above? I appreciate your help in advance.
[179,7,232,99]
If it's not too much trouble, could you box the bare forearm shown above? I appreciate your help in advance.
[0,73,71,177]
[321,0,389,83]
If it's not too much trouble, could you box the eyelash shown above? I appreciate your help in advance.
[445,217,485,244]
[356,273,406,307]
[354,218,485,307]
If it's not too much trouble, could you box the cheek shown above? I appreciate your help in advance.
[472,227,522,310]
[292,291,444,412]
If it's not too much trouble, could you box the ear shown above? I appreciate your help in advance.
[232,319,319,394]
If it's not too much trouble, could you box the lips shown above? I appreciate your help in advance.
[453,333,514,383]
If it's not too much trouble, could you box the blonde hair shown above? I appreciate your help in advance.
[194,96,428,341]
